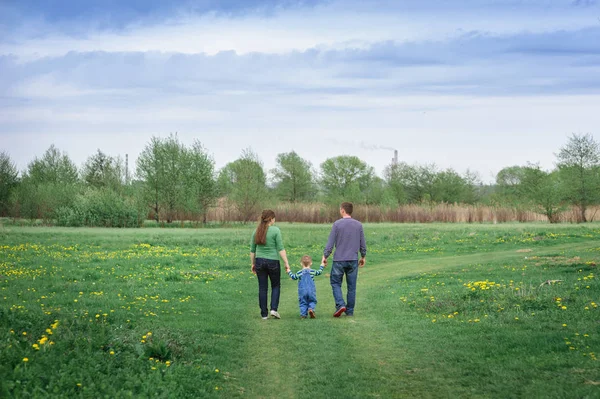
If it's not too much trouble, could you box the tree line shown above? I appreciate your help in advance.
[0,133,598,226]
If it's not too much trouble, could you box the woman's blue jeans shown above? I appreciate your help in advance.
[255,258,281,317]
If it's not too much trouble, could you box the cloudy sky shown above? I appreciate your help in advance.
[2,0,600,182]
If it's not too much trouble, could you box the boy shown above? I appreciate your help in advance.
[288,255,325,319]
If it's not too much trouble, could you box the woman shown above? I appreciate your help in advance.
[250,210,290,319]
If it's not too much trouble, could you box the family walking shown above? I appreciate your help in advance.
[250,202,367,319]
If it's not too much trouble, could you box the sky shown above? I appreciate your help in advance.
[2,0,600,183]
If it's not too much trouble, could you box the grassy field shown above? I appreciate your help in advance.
[1,223,599,398]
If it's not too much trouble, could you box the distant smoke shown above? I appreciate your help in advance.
[359,141,396,152]
[325,138,396,153]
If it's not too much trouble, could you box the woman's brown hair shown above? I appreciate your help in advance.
[255,210,276,245]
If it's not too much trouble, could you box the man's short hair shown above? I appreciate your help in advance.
[340,202,353,215]
[301,255,312,266]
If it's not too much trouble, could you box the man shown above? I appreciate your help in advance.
[322,202,367,317]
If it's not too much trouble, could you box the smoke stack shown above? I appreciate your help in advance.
[125,153,129,185]
[392,150,398,166]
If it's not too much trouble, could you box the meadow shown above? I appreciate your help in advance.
[1,223,599,398]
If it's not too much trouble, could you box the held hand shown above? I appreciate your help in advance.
[251,264,256,274]
[358,257,366,268]
[321,256,328,267]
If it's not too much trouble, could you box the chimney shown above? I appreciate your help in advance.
[392,150,398,166]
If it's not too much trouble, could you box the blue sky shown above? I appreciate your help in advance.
[2,0,600,182]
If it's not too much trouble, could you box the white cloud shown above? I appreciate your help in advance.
[2,1,598,60]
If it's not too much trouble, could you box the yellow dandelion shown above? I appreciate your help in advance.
[23,358,29,362]
[110,351,115,355]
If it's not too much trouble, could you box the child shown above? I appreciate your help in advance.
[288,255,325,318]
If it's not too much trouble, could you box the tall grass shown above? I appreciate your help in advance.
[202,202,600,224]
[7,202,600,227]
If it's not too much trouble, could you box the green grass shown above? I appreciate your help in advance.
[1,223,599,398]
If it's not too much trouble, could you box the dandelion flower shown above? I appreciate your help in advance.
[23,358,28,362]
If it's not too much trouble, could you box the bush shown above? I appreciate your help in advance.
[54,188,142,227]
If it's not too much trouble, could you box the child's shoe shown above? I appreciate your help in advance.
[308,309,316,318]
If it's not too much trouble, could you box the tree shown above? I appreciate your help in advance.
[556,133,600,222]
[520,165,566,223]
[494,165,528,206]
[320,156,374,203]
[27,145,78,185]
[384,162,436,204]
[361,175,395,206]
[136,134,187,223]
[82,149,124,192]
[137,137,165,222]
[13,145,80,220]
[431,169,469,203]
[218,149,267,222]
[161,135,188,223]
[383,163,407,205]
[0,151,19,216]
[271,151,315,202]
[184,141,218,224]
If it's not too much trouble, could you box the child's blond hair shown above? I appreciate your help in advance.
[301,255,312,267]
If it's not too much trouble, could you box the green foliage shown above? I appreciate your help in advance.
[320,155,374,204]
[82,149,124,192]
[431,168,481,204]
[183,141,218,223]
[556,133,600,222]
[10,146,81,220]
[136,135,190,223]
[271,151,315,202]
[12,179,80,221]
[54,187,141,227]
[520,165,567,223]
[0,151,19,216]
[27,145,78,185]
[217,149,267,222]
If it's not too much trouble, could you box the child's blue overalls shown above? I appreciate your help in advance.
[298,268,317,317]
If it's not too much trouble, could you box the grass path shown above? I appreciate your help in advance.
[236,240,600,398]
